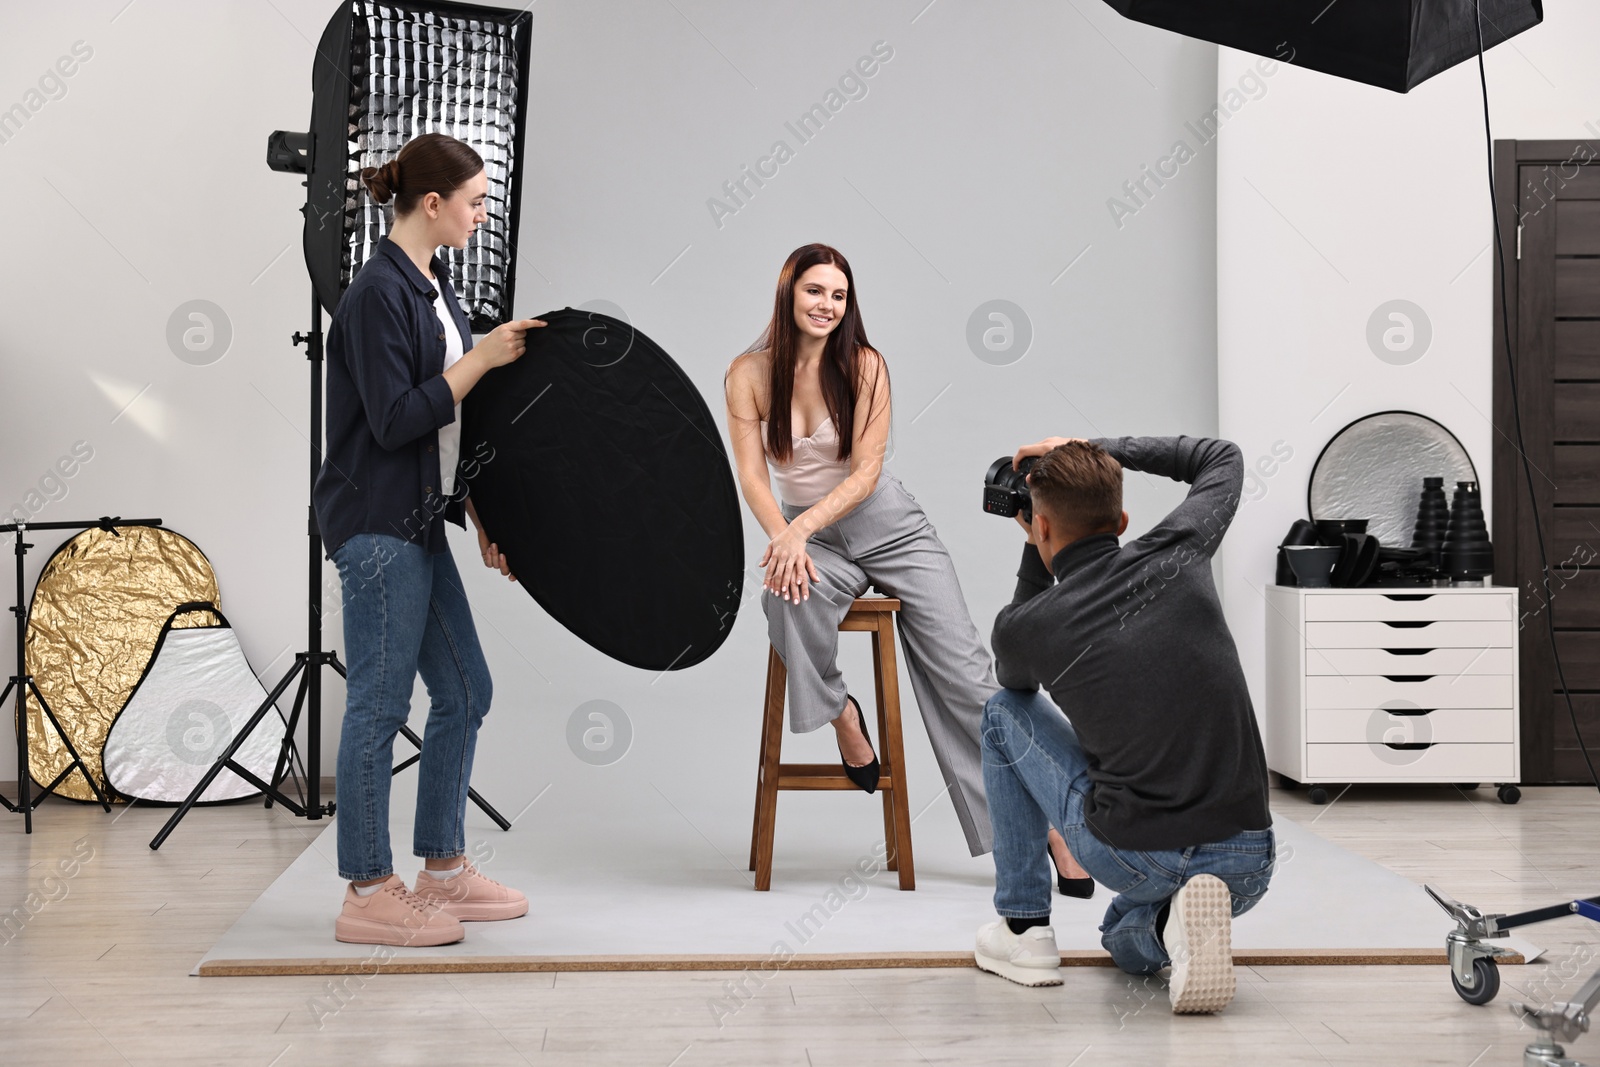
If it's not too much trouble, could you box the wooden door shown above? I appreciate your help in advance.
[1493,138,1600,782]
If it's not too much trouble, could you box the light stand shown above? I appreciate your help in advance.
[151,291,339,847]
[1,517,151,832]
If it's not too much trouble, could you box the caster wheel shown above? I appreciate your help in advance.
[1497,784,1521,805]
[1451,957,1500,1005]
[1455,783,1480,791]
[1307,786,1330,805]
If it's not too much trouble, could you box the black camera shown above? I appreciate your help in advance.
[983,455,1037,522]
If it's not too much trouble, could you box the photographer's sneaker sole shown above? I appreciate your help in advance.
[1166,874,1235,1013]
[975,952,1065,987]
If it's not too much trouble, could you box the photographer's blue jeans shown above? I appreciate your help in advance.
[330,533,493,882]
[982,687,1276,975]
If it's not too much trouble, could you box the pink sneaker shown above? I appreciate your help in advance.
[335,874,465,946]
[413,861,529,921]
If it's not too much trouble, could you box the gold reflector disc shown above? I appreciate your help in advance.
[25,524,219,801]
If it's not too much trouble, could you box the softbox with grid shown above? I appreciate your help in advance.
[1100,0,1542,93]
[304,0,532,331]
[461,307,746,672]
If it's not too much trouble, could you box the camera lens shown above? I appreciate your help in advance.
[983,455,1035,521]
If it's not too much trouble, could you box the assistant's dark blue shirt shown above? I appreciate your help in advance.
[314,236,476,558]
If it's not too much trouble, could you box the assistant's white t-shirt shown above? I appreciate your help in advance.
[431,286,465,498]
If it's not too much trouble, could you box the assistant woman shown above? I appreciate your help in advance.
[722,242,1006,858]
[313,132,541,946]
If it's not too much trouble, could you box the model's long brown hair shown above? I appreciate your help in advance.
[744,243,889,464]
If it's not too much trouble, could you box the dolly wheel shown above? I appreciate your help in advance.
[1497,784,1521,805]
[1307,786,1330,805]
[1451,957,1500,1005]
[1455,783,1480,791]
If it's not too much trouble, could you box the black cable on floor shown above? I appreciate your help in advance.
[1474,0,1600,793]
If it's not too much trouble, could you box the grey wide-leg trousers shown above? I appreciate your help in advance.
[765,469,996,856]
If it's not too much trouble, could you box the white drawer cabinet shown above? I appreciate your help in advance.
[1264,585,1521,804]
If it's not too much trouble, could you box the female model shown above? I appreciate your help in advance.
[721,243,1004,858]
[313,132,539,945]
[723,243,1095,884]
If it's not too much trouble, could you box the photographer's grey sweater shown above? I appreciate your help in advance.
[991,436,1271,851]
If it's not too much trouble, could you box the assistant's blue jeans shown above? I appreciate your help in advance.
[330,533,493,882]
[982,687,1277,975]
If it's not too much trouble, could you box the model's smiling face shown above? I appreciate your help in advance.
[792,263,848,340]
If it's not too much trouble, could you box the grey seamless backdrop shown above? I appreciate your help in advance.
[0,1,1214,855]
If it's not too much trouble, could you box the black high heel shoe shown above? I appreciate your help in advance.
[835,693,880,794]
[1048,844,1095,899]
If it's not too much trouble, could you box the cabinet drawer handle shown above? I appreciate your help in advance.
[1383,594,1434,602]
[1383,648,1435,656]
[1384,742,1434,750]
[1382,621,1433,629]
[1383,675,1435,683]
[1379,708,1435,716]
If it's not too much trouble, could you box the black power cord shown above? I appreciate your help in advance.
[1474,0,1600,793]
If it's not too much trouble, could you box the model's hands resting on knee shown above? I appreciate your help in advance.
[761,526,821,603]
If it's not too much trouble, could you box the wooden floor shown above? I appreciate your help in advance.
[2,783,1597,1066]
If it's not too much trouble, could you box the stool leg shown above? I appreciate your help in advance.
[753,646,786,891]
[871,626,898,873]
[749,646,778,871]
[876,615,915,890]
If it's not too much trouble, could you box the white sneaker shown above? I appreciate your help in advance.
[974,919,1063,987]
[1165,873,1235,1013]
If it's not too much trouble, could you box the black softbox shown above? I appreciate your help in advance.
[303,0,533,331]
[1100,0,1543,93]
[461,309,745,672]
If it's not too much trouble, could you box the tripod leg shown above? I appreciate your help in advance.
[150,656,312,850]
[396,724,511,831]
[11,674,32,832]
[267,667,312,809]
[277,717,312,811]
[466,786,511,831]
[0,678,16,812]
[29,680,112,812]
[397,723,424,757]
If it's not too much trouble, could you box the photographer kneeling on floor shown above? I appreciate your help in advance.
[973,435,1275,1014]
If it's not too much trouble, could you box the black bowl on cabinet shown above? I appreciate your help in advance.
[1315,518,1369,546]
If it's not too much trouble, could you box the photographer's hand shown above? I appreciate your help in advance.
[761,526,821,603]
[1012,435,1087,469]
[1015,512,1036,545]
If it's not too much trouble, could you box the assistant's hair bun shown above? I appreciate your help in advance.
[361,158,402,205]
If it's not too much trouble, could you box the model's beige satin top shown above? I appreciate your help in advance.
[758,416,851,508]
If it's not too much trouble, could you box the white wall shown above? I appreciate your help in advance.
[1217,9,1600,720]
[1,2,1217,847]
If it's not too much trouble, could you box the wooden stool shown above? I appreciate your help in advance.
[748,596,915,891]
